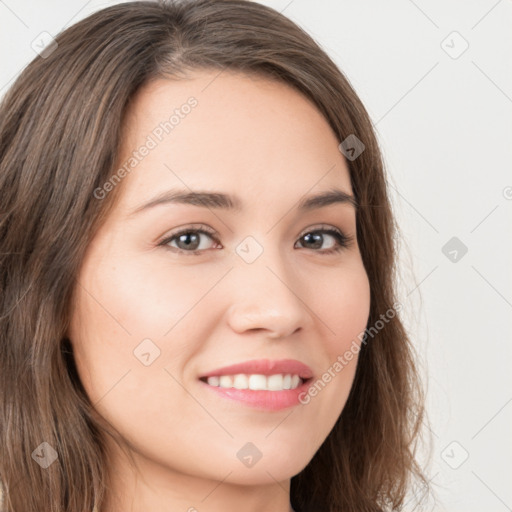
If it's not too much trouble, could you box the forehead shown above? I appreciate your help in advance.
[116,70,353,211]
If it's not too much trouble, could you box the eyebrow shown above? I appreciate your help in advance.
[128,187,358,216]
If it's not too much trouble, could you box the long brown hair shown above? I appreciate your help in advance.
[0,1,432,511]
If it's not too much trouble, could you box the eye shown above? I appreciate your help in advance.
[159,224,220,254]
[158,224,353,255]
[295,227,353,254]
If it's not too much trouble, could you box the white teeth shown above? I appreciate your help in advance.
[205,373,303,391]
[267,374,284,390]
[248,374,267,390]
[207,375,220,387]
[233,374,249,389]
[219,375,232,388]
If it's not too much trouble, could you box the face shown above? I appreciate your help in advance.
[68,70,371,492]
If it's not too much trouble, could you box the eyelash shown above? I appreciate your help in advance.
[158,224,354,256]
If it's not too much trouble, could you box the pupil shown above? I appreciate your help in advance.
[304,232,322,249]
[178,233,199,250]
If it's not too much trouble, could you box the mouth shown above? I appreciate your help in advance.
[198,359,314,411]
[199,373,310,391]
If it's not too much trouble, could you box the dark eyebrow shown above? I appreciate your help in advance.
[128,187,357,216]
[297,188,358,211]
[129,190,242,216]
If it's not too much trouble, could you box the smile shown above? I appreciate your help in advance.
[201,373,304,391]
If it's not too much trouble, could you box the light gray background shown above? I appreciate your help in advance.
[1,1,511,511]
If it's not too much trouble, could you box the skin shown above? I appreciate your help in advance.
[68,70,371,512]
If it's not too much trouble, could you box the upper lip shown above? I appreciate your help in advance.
[199,358,313,380]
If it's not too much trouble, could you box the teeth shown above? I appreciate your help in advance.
[248,374,267,390]
[233,374,249,389]
[219,375,232,388]
[207,375,220,387]
[205,373,303,391]
[267,374,284,390]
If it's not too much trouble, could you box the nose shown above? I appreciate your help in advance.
[225,249,312,339]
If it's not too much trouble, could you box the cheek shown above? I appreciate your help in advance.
[68,252,227,397]
[317,259,371,354]
[68,258,206,445]
[75,251,225,341]
[68,255,241,480]
[301,260,370,425]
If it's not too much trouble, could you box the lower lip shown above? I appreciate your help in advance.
[199,378,312,411]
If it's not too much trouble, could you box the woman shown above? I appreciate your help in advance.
[0,1,431,511]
